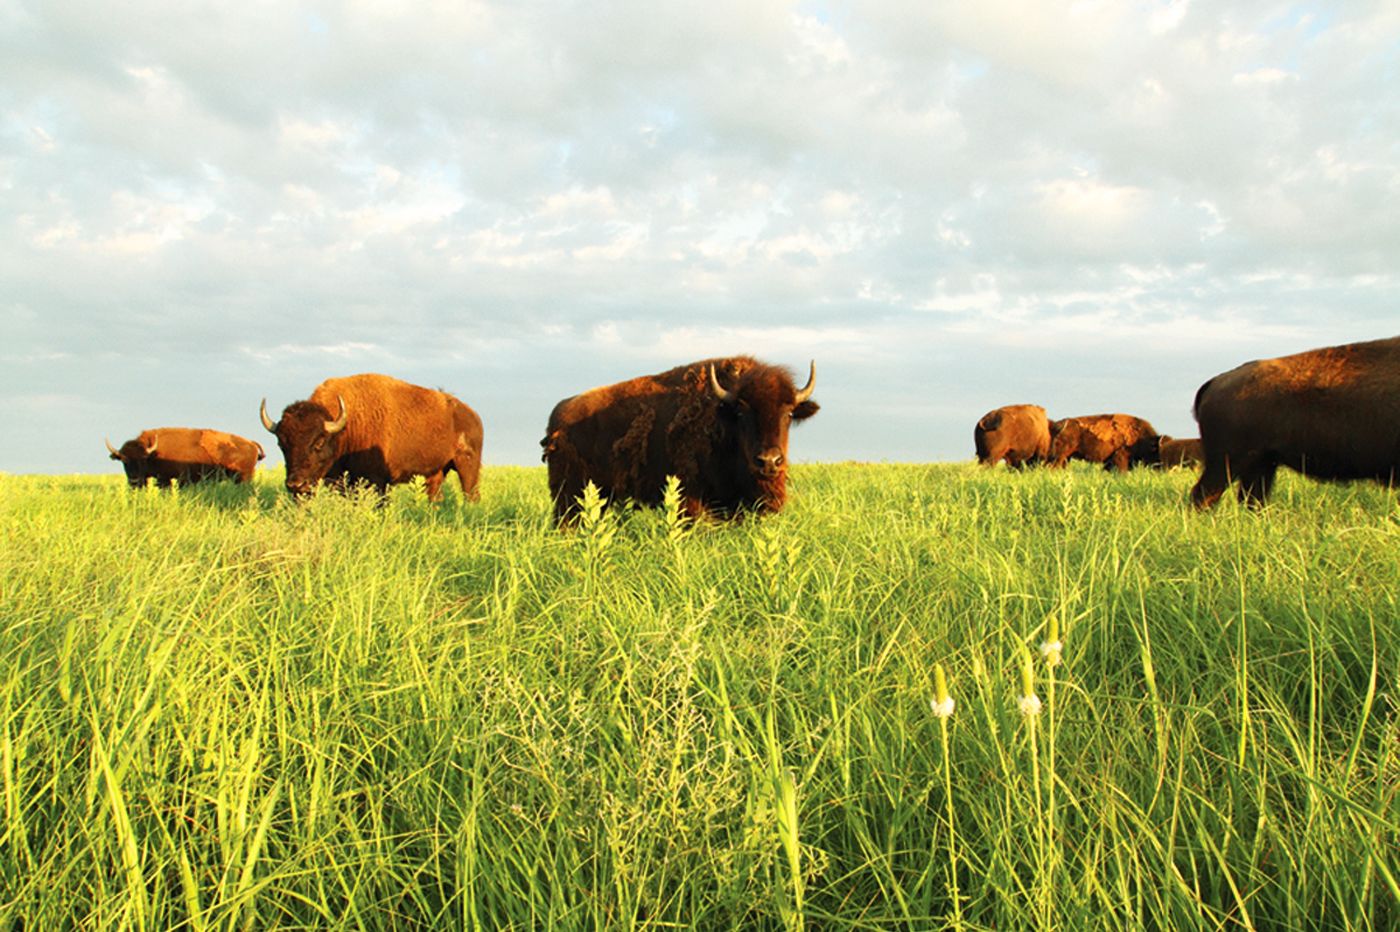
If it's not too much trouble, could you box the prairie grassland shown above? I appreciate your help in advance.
[0,464,1396,930]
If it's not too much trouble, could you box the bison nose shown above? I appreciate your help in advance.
[756,450,785,475]
[286,479,312,496]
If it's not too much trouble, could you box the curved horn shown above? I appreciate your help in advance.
[709,364,738,404]
[793,360,816,404]
[323,396,348,434]
[105,437,123,460]
[259,398,278,433]
[144,435,158,455]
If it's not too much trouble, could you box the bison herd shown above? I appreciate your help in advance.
[976,335,1400,508]
[106,336,1400,517]
[975,407,1193,474]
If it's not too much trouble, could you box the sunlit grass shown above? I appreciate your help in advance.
[0,464,1396,929]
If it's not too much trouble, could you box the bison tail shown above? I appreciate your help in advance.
[1191,377,1215,423]
[254,441,266,461]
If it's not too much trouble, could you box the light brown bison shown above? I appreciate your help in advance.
[1191,336,1400,508]
[1048,414,1159,472]
[974,404,1051,468]
[540,356,818,522]
[1127,435,1204,470]
[106,428,264,488]
[1160,437,1204,469]
[261,373,483,500]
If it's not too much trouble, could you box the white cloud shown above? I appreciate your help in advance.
[1,0,1398,470]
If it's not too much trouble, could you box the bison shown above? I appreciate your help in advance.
[106,428,264,488]
[260,373,483,500]
[1161,437,1204,470]
[1129,436,1203,470]
[974,404,1051,468]
[1191,336,1400,508]
[1048,414,1159,472]
[540,356,818,522]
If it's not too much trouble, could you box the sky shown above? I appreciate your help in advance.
[3,0,1398,474]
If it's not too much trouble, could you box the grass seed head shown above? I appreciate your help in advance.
[931,663,955,718]
[1019,645,1040,716]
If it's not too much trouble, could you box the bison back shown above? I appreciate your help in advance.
[1195,338,1400,481]
[311,374,464,483]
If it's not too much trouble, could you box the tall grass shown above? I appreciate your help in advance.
[0,464,1396,929]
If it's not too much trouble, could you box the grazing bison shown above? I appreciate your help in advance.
[1161,437,1204,470]
[974,404,1051,468]
[1127,435,1204,470]
[261,373,483,500]
[1048,414,1158,472]
[106,428,264,488]
[540,356,818,522]
[1191,336,1400,508]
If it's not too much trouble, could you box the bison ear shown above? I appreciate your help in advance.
[792,400,819,421]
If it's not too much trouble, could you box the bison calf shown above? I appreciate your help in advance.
[106,428,264,487]
[541,356,818,522]
[1191,336,1400,508]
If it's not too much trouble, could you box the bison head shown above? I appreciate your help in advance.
[261,396,348,496]
[1128,434,1165,469]
[709,360,818,485]
[1047,418,1080,465]
[106,435,158,487]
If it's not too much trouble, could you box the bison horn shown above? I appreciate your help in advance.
[105,437,123,460]
[324,396,348,434]
[709,364,738,404]
[144,436,158,455]
[260,398,278,433]
[794,360,816,403]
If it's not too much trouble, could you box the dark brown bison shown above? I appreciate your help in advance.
[974,404,1051,468]
[540,356,818,522]
[1048,414,1158,472]
[1191,337,1400,508]
[260,373,483,500]
[106,428,264,488]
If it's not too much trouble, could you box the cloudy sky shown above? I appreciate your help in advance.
[3,0,1398,474]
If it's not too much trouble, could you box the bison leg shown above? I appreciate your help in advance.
[424,471,446,502]
[550,477,583,524]
[1236,460,1278,509]
[453,451,481,502]
[1106,448,1131,473]
[1190,454,1232,510]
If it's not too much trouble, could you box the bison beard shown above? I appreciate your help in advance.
[1191,336,1400,508]
[541,356,818,523]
